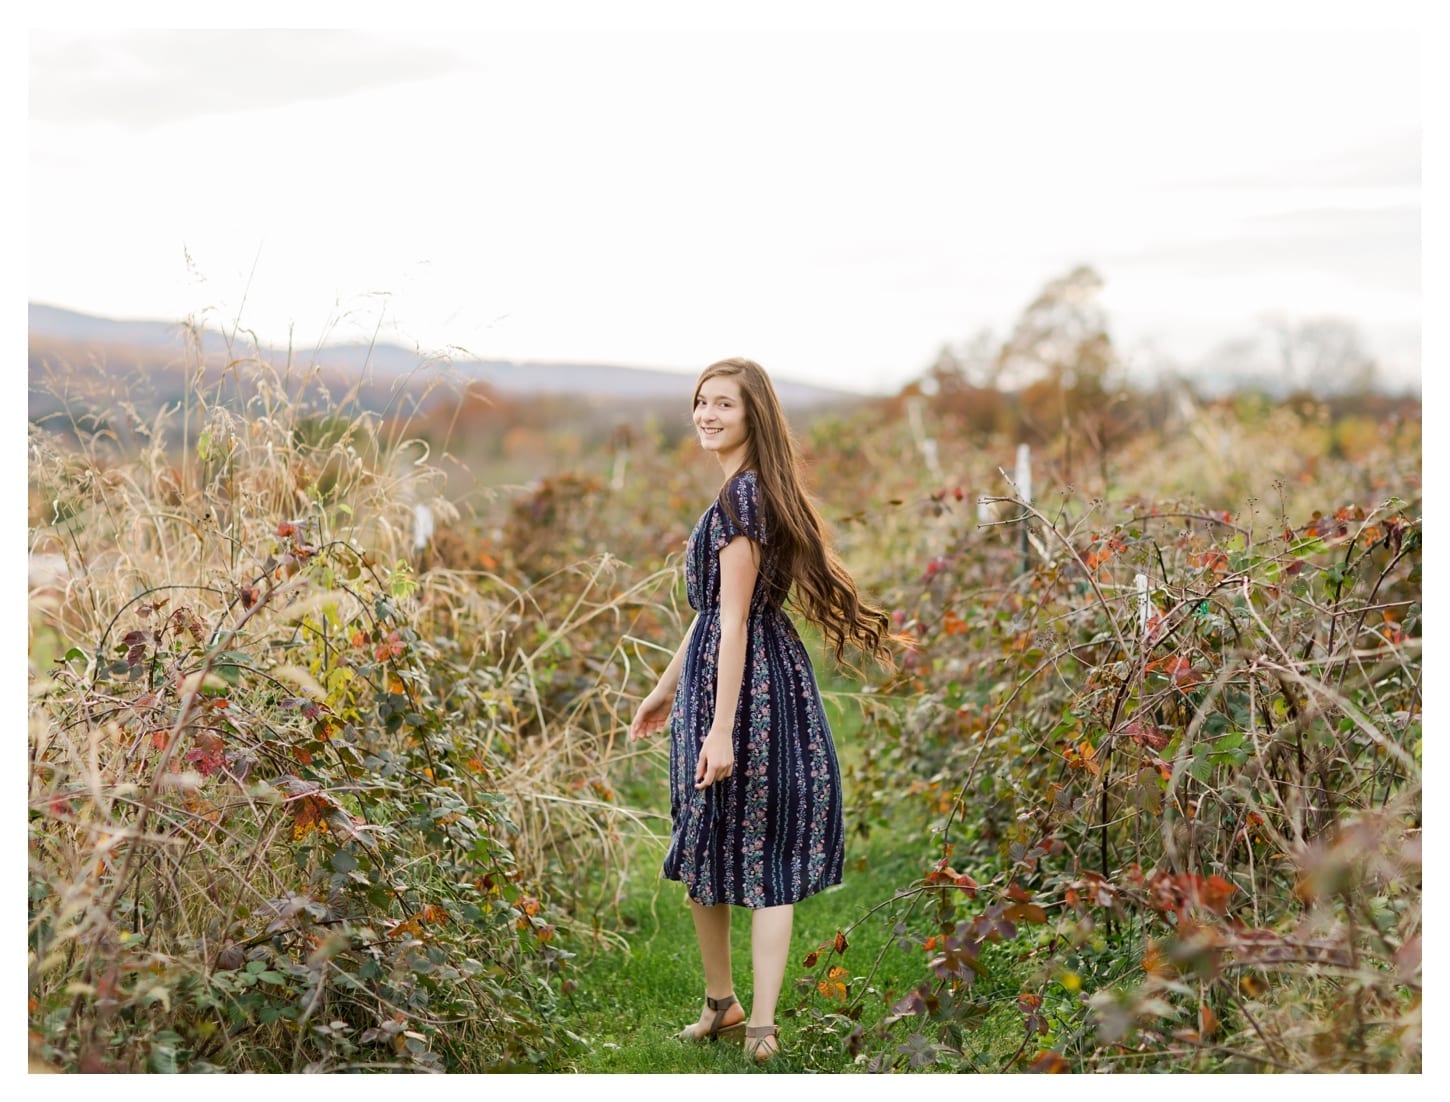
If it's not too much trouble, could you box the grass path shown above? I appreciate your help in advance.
[558,823,931,1073]
[551,690,1025,1073]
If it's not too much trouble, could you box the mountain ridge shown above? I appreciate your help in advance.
[28,302,858,406]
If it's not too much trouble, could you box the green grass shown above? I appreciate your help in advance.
[543,640,1033,1073]
[552,741,1028,1070]
[557,827,913,1072]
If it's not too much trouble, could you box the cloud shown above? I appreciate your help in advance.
[1107,204,1419,292]
[1168,131,1420,192]
[29,30,472,128]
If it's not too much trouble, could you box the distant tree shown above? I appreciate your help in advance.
[996,265,1114,394]
[997,265,1122,484]
[1270,315,1379,397]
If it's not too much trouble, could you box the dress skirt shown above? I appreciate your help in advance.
[661,470,846,908]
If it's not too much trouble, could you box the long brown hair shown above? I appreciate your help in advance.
[695,357,897,673]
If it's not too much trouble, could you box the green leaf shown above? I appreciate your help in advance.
[212,651,249,685]
[330,848,357,873]
[149,1044,179,1074]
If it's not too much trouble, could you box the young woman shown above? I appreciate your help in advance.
[629,358,896,1063]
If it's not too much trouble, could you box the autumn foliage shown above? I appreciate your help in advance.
[30,284,1420,1073]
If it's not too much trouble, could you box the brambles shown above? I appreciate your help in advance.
[803,393,1421,1073]
[26,358,670,1072]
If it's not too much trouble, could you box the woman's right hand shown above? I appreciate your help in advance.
[629,689,672,742]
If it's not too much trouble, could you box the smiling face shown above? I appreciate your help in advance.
[693,374,750,469]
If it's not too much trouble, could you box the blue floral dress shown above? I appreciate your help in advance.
[661,469,846,908]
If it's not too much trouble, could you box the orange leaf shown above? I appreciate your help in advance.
[1200,875,1236,913]
[1142,940,1172,977]
[827,965,849,980]
[1005,903,1049,924]
[801,951,820,968]
[1199,1003,1218,1038]
[1029,1050,1068,1073]
[833,930,849,954]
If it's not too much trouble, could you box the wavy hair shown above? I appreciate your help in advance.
[695,358,897,673]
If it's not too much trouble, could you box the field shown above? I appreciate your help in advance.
[27,307,1421,1073]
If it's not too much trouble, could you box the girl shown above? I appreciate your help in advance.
[629,358,896,1063]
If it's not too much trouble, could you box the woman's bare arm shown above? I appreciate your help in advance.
[696,535,759,786]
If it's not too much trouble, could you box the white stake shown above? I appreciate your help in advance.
[412,502,435,552]
[1015,443,1032,506]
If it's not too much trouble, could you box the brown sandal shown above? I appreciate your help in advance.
[678,993,746,1043]
[744,1024,779,1063]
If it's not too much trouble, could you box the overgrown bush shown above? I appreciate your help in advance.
[792,398,1421,1072]
[26,358,669,1071]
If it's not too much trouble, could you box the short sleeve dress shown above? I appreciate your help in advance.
[661,469,846,908]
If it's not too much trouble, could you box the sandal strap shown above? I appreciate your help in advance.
[705,993,738,1012]
[745,1024,778,1038]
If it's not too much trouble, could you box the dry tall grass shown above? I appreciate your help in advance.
[27,349,669,1071]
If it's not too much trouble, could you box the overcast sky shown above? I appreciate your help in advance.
[27,24,1421,394]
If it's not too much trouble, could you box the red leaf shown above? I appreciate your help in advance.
[1123,718,1169,750]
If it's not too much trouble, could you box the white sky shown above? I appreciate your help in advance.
[25,14,1425,398]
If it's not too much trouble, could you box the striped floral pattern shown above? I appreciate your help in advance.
[662,470,845,908]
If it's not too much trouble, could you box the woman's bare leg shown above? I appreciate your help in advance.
[683,900,743,1036]
[748,903,794,1051]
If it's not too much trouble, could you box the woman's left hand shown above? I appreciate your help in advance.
[694,729,734,789]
